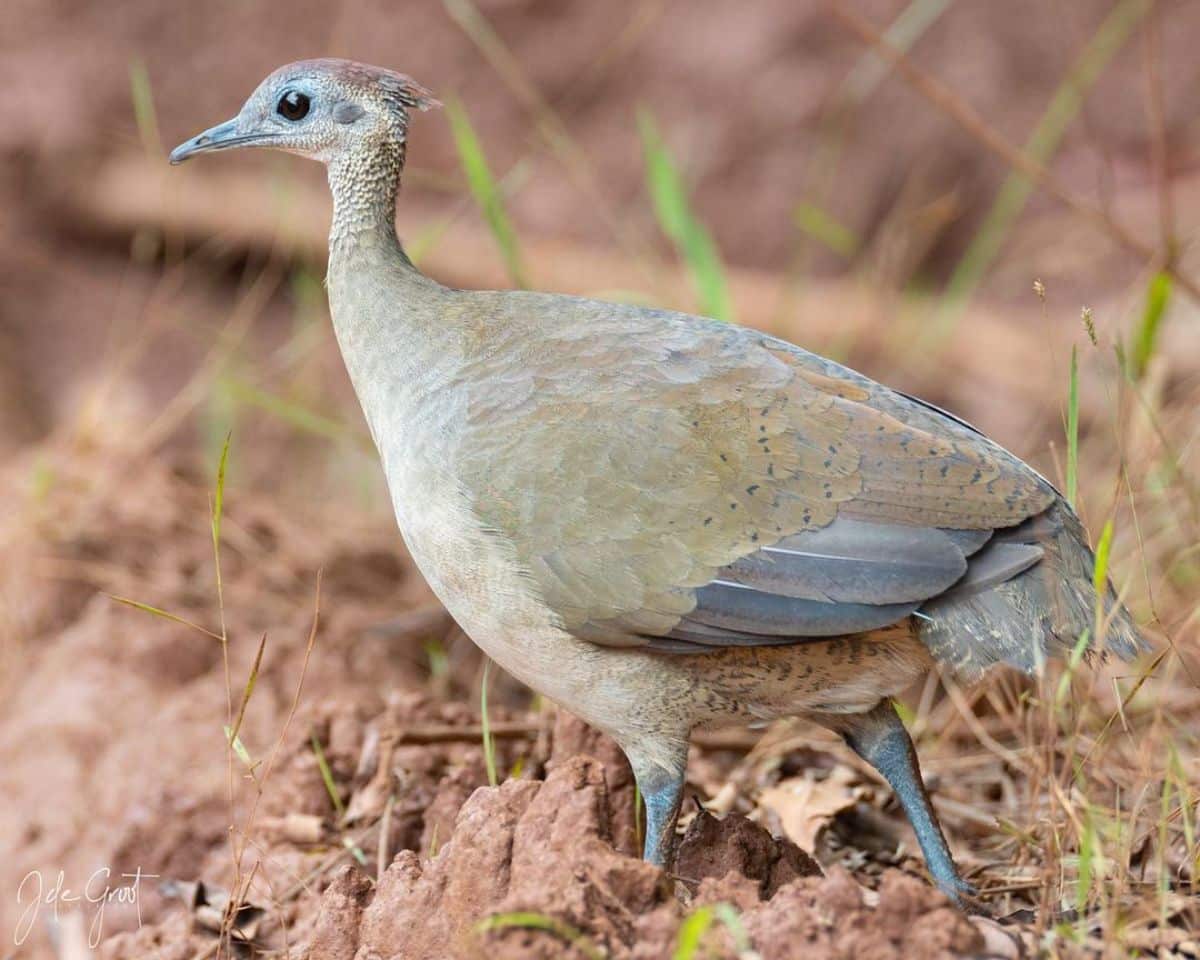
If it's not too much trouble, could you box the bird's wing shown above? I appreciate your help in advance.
[458,299,1056,652]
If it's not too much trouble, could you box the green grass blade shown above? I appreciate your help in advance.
[128,59,162,158]
[481,658,498,787]
[1076,805,1096,921]
[342,835,369,866]
[1093,518,1115,598]
[1168,744,1195,859]
[1092,516,1115,640]
[937,0,1151,334]
[476,912,605,960]
[1055,627,1092,708]
[108,595,223,641]
[223,725,255,769]
[224,379,355,443]
[406,216,455,267]
[842,0,954,102]
[211,431,231,556]
[229,633,267,746]
[1130,270,1171,380]
[712,903,752,953]
[1066,346,1079,507]
[672,906,715,960]
[424,638,449,683]
[446,97,527,288]
[638,109,733,322]
[793,201,859,258]
[310,731,345,819]
[1113,339,1128,382]
[892,698,916,726]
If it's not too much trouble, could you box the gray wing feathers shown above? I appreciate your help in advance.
[931,542,1043,602]
[941,528,994,556]
[634,502,1141,672]
[721,519,970,604]
[689,578,922,637]
[653,516,982,651]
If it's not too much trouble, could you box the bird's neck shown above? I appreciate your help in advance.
[326,141,414,264]
[324,142,451,443]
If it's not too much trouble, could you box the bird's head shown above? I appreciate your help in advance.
[169,59,438,167]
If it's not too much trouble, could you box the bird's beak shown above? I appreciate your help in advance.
[169,117,276,164]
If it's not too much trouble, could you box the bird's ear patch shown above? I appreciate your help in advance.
[333,101,366,124]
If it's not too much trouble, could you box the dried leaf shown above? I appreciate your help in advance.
[970,917,1021,959]
[758,765,858,853]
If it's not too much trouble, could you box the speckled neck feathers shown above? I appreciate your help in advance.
[312,59,437,262]
[327,137,408,259]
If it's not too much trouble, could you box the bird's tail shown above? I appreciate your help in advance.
[918,502,1146,681]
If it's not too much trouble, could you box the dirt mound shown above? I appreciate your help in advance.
[92,693,992,960]
[301,757,979,960]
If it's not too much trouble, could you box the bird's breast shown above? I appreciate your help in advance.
[379,437,578,681]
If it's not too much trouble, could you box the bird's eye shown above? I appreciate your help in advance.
[276,90,311,121]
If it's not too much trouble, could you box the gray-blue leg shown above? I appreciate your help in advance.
[628,751,687,869]
[833,700,975,906]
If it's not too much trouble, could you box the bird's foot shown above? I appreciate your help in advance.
[934,874,989,915]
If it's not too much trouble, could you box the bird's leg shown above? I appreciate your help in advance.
[627,748,688,869]
[831,700,976,906]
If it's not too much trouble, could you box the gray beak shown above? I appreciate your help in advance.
[169,117,273,164]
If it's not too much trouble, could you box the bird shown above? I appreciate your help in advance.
[170,59,1144,907]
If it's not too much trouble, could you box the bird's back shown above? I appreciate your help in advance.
[397,286,1144,678]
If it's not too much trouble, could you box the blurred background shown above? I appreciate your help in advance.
[2,1,1198,956]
